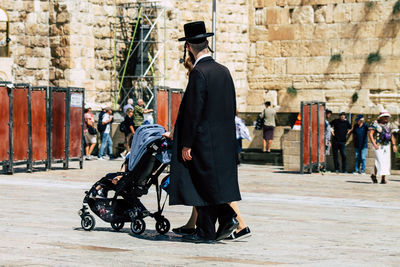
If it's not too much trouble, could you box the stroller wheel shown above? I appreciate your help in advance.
[81,214,96,231]
[155,218,170,235]
[111,222,125,231]
[130,218,146,235]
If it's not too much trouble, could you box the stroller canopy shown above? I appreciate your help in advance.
[128,124,166,172]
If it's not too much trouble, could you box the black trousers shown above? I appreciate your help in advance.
[332,141,347,172]
[195,204,236,240]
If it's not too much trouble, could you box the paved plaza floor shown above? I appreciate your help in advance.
[1,160,400,266]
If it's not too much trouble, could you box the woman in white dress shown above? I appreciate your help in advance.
[368,110,398,184]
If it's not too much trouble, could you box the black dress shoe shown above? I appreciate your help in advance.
[182,233,215,244]
[371,174,378,184]
[216,217,239,241]
[172,226,196,235]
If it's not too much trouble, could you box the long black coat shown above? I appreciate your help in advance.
[169,57,241,206]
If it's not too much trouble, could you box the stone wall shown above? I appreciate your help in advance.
[247,0,400,115]
[2,0,400,114]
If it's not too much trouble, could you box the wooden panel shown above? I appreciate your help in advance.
[156,90,168,130]
[311,104,318,164]
[52,92,65,160]
[170,92,182,131]
[31,90,47,161]
[318,105,325,163]
[0,86,9,161]
[69,94,83,158]
[302,105,310,166]
[13,88,29,161]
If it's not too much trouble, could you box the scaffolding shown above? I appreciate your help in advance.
[112,1,166,109]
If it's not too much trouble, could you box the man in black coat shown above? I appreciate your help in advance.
[165,21,241,243]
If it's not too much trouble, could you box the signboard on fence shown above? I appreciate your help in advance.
[300,101,326,174]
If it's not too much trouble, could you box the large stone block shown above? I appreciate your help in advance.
[292,6,314,24]
[268,25,295,40]
[287,57,305,74]
[266,7,291,24]
[247,90,265,105]
[333,3,351,23]
[249,26,269,42]
[280,40,310,57]
[262,41,281,57]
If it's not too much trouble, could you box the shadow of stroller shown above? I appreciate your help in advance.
[129,229,183,242]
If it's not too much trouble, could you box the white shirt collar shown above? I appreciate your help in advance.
[193,54,212,68]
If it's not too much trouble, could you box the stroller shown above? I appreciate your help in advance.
[78,124,171,235]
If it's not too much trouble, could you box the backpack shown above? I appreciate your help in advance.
[97,111,106,132]
[255,110,265,130]
[119,121,127,133]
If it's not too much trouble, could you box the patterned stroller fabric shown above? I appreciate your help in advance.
[128,124,167,172]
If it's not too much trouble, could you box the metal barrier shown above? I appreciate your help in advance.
[31,86,48,169]
[300,101,326,174]
[154,87,183,131]
[0,83,84,174]
[48,87,84,170]
[0,82,11,173]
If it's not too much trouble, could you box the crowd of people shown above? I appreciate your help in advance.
[324,109,398,184]
[83,99,153,161]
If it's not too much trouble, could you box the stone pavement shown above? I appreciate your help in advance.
[1,160,400,266]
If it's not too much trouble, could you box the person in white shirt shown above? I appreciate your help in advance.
[98,107,114,159]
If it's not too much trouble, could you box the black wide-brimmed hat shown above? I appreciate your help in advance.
[178,21,214,44]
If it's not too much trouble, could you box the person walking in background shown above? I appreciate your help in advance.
[261,101,277,153]
[133,99,153,130]
[325,109,332,156]
[349,115,369,175]
[330,111,352,173]
[235,112,251,165]
[84,105,97,160]
[97,104,107,142]
[123,98,134,115]
[369,110,397,184]
[98,107,114,160]
[120,108,135,159]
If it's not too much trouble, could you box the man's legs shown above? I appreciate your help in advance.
[195,206,217,240]
[195,204,237,241]
[98,133,108,158]
[361,147,368,173]
[354,147,360,173]
[106,134,113,157]
[339,142,347,173]
[332,141,339,171]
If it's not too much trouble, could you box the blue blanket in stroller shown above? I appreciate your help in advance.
[127,124,171,172]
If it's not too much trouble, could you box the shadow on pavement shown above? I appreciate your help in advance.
[73,227,130,234]
[346,181,372,184]
[129,230,183,242]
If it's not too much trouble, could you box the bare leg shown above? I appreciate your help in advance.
[229,202,247,232]
[88,143,96,156]
[262,139,267,152]
[267,140,272,152]
[85,145,90,156]
[183,207,197,228]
